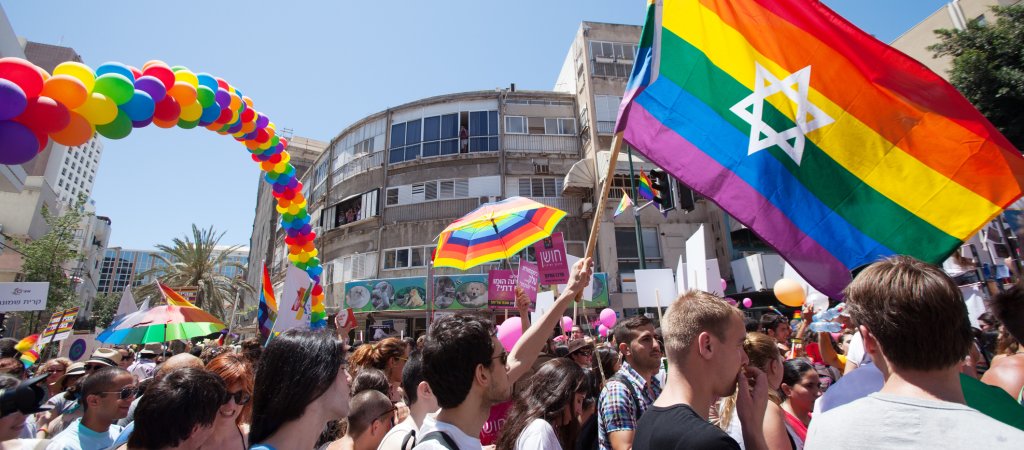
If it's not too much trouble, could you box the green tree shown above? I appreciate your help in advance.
[90,292,122,329]
[12,199,88,330]
[930,5,1024,150]
[136,225,253,320]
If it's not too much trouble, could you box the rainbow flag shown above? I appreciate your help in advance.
[615,0,1024,297]
[14,334,38,354]
[257,263,278,342]
[637,170,655,201]
[614,190,634,217]
[157,281,198,308]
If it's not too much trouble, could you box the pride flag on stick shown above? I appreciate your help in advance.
[614,0,1024,297]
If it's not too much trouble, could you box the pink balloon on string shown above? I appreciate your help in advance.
[599,308,617,328]
[560,316,573,334]
[598,324,610,337]
[742,298,753,308]
[720,278,728,291]
[497,317,523,351]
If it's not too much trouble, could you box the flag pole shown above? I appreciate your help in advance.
[578,132,625,301]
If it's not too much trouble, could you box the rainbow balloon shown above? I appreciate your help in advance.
[0,57,326,328]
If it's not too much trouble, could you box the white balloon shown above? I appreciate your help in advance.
[806,292,829,312]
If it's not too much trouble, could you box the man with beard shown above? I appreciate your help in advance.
[414,258,593,450]
[597,315,664,450]
[633,291,769,450]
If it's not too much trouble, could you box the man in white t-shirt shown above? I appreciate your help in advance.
[805,256,1024,449]
[414,258,592,450]
[379,352,438,450]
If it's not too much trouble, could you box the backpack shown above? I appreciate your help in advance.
[418,431,458,450]
[400,429,416,450]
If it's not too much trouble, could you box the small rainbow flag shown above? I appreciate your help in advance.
[14,334,38,353]
[638,170,655,201]
[157,281,198,308]
[614,190,634,218]
[615,0,1024,298]
[257,263,278,342]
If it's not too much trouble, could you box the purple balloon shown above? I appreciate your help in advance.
[131,117,153,128]
[227,120,243,134]
[215,89,231,109]
[0,120,40,165]
[300,224,312,234]
[134,75,167,102]
[256,114,269,129]
[0,79,27,121]
[311,275,321,284]
[272,183,285,193]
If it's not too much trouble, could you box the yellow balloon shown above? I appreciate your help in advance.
[173,70,199,89]
[53,61,95,93]
[273,162,288,173]
[287,204,301,215]
[308,248,318,258]
[298,252,310,263]
[74,92,117,125]
[180,101,203,122]
[773,279,806,307]
[275,204,288,214]
[279,152,291,164]
[287,253,299,262]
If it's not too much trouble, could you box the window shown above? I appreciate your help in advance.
[386,188,399,206]
[389,119,423,164]
[353,137,374,155]
[595,95,622,134]
[468,111,499,152]
[615,227,663,277]
[383,246,432,269]
[421,113,459,158]
[505,116,526,134]
[518,178,562,198]
[333,189,380,227]
[544,118,576,135]
[590,41,636,78]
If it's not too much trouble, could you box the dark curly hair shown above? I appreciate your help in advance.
[495,359,587,450]
[422,315,495,409]
[128,368,226,448]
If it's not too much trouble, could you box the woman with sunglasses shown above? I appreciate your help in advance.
[38,358,71,398]
[495,358,588,450]
[201,353,254,450]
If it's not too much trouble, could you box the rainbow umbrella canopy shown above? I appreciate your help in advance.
[96,304,225,344]
[434,196,567,270]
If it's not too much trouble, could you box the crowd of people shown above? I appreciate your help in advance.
[0,255,1021,449]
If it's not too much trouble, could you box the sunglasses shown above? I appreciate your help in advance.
[98,385,139,400]
[45,368,63,374]
[225,391,251,405]
[491,351,508,366]
[574,350,593,357]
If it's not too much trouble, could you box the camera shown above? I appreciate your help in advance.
[0,374,53,417]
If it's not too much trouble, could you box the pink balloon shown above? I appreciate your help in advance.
[497,317,523,351]
[599,308,617,329]
[725,298,737,306]
[561,316,573,334]
[598,324,610,337]
[742,298,753,308]
[720,278,728,291]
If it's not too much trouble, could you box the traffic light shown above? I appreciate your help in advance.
[649,169,675,213]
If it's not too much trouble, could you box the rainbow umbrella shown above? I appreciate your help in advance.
[434,196,566,270]
[96,304,225,344]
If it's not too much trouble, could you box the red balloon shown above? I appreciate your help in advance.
[268,153,281,164]
[15,96,70,134]
[142,64,175,91]
[255,128,269,144]
[240,108,255,123]
[217,108,232,123]
[129,66,143,81]
[215,78,229,90]
[153,96,181,122]
[0,58,44,99]
[307,232,317,242]
[312,285,323,296]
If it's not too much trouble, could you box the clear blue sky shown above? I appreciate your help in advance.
[3,0,951,250]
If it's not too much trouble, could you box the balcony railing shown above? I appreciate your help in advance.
[533,197,583,216]
[385,197,482,223]
[502,134,580,155]
[332,151,385,187]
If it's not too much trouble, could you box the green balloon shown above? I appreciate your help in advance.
[92,73,134,105]
[196,86,216,108]
[307,257,320,267]
[177,118,199,129]
[95,109,132,139]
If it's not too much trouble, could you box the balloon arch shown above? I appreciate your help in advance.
[0,57,326,328]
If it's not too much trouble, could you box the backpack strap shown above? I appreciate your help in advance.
[419,431,458,450]
[607,373,643,420]
[401,429,416,450]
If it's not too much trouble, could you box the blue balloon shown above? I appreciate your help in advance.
[95,62,136,83]
[195,73,218,92]
[199,104,221,125]
[121,90,155,122]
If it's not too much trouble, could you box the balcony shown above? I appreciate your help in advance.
[332,151,385,187]
[533,197,583,217]
[385,197,482,224]
[502,134,579,155]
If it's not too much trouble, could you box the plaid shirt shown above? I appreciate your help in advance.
[597,360,662,450]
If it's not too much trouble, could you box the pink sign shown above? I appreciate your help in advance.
[487,270,517,310]
[517,261,539,310]
[534,232,569,285]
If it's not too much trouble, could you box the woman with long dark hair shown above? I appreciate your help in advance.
[496,358,588,450]
[249,329,351,450]
[779,359,821,449]
[201,353,255,450]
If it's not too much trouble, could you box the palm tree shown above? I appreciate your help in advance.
[136,225,254,321]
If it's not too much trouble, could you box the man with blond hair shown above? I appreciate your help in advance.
[634,290,769,450]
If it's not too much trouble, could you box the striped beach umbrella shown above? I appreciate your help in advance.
[434,196,566,270]
[96,304,225,344]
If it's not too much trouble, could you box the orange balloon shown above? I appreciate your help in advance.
[49,111,93,146]
[773,279,806,307]
[152,117,177,129]
[41,75,88,109]
[168,81,197,106]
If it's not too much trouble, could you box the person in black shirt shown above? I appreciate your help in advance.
[633,291,769,450]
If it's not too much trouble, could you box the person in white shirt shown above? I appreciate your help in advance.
[378,353,438,450]
[494,358,588,450]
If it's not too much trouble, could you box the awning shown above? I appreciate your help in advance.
[563,151,662,197]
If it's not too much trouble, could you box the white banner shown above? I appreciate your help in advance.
[0,282,49,312]
[273,264,312,333]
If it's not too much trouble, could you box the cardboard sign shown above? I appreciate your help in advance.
[534,233,569,285]
[59,331,101,363]
[635,269,678,308]
[531,290,556,325]
[52,307,80,342]
[0,282,48,312]
[488,270,518,310]
[517,261,540,309]
[685,225,709,291]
